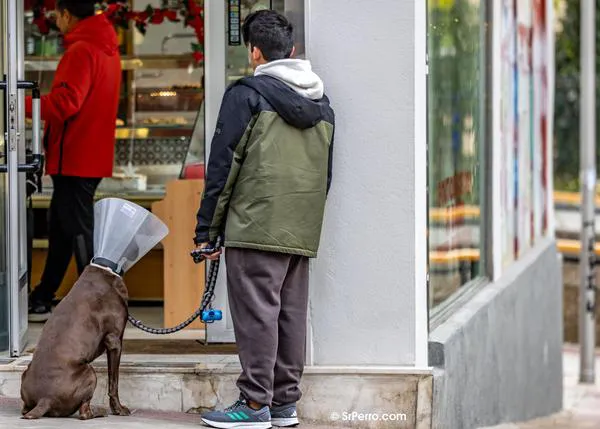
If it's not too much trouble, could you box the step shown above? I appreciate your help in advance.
[0,354,433,428]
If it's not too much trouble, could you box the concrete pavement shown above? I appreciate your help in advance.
[481,345,600,429]
[0,396,197,428]
[0,397,350,429]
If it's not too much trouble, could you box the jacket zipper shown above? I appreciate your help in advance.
[58,120,68,175]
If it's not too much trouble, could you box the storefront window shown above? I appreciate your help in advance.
[499,0,550,265]
[427,0,488,308]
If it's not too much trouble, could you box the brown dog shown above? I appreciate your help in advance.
[20,264,131,419]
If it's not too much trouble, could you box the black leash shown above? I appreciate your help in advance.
[126,239,222,335]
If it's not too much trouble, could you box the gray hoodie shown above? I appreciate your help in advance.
[254,59,325,100]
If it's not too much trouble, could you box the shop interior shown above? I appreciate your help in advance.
[23,0,285,354]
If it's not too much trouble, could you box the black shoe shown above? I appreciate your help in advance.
[28,301,51,323]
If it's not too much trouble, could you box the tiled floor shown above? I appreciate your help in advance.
[27,306,203,342]
[1,306,238,361]
[22,306,232,356]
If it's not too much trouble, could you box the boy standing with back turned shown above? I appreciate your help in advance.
[193,9,335,429]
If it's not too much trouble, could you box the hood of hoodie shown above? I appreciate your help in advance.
[240,62,331,130]
[63,13,119,56]
[255,59,324,100]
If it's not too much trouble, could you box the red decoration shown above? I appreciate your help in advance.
[192,51,204,63]
[28,0,204,63]
[32,15,51,35]
[25,0,54,10]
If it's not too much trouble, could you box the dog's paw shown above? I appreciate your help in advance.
[21,415,38,420]
[111,405,131,416]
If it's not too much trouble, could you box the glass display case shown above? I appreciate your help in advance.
[24,0,283,206]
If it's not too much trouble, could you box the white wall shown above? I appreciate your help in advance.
[306,0,428,366]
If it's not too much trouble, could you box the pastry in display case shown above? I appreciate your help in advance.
[110,75,204,193]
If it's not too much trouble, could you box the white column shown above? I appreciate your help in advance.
[306,0,428,367]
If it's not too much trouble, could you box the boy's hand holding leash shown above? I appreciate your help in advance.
[191,242,222,263]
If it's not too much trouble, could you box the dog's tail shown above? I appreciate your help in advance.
[22,398,52,420]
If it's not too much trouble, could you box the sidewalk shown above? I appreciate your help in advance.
[482,345,600,429]
[3,345,599,428]
[0,397,346,429]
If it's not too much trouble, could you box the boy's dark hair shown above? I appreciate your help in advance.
[56,0,96,20]
[242,10,294,61]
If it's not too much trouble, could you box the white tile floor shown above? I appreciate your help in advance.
[25,306,206,354]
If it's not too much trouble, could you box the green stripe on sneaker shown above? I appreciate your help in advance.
[227,412,239,420]
[238,411,249,419]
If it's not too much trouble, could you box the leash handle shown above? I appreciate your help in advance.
[190,237,222,264]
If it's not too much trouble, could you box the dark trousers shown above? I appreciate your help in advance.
[30,175,101,305]
[226,247,309,407]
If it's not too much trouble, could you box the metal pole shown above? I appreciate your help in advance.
[580,0,597,384]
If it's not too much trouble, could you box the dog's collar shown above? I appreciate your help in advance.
[90,262,123,278]
[91,257,125,277]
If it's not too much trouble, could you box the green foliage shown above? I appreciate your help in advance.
[554,0,600,190]
[428,1,485,207]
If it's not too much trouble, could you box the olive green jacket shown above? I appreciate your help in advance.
[194,72,335,257]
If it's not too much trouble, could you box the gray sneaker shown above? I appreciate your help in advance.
[201,398,272,429]
[270,403,299,427]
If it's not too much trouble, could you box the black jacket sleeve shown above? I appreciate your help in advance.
[194,85,255,244]
[325,105,335,195]
[327,126,335,195]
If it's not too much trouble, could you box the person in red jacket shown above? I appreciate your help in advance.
[27,0,121,322]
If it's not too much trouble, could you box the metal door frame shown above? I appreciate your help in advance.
[204,0,235,343]
[7,0,25,357]
[4,0,43,356]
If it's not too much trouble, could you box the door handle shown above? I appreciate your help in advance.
[0,81,38,90]
[0,80,44,173]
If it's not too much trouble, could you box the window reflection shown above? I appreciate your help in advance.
[427,0,487,308]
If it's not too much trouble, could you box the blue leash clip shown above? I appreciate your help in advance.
[202,309,223,323]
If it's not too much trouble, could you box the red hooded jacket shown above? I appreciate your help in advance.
[26,13,121,177]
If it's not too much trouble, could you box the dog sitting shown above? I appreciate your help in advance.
[20,263,131,419]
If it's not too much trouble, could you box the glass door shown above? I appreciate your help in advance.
[0,0,6,350]
[0,0,41,356]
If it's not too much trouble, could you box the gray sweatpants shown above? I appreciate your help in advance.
[226,247,309,407]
